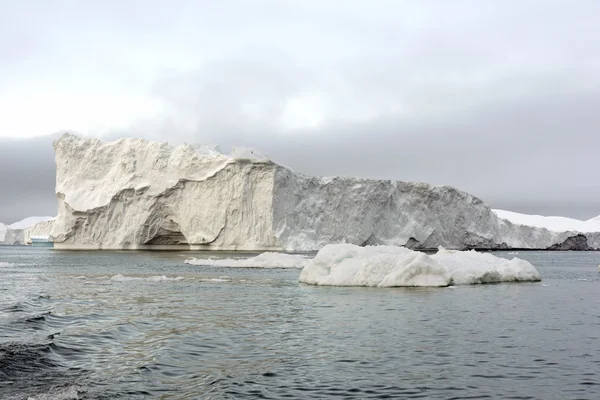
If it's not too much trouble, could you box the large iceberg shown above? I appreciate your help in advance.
[298,244,541,287]
[48,133,600,251]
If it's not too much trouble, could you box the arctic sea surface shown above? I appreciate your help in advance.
[1,247,599,399]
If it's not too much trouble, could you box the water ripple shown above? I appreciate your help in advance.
[1,248,600,398]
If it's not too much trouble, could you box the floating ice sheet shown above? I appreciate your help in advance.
[185,252,311,269]
[109,274,185,282]
[298,244,541,287]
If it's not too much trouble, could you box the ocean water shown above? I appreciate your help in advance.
[1,247,599,399]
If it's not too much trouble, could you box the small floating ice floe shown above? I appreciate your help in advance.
[299,244,541,287]
[109,274,185,282]
[199,278,231,282]
[185,252,311,269]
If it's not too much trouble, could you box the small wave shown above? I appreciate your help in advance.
[109,274,185,282]
[26,385,83,400]
[0,342,82,397]
[199,278,231,282]
[0,261,13,267]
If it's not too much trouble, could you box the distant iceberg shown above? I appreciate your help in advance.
[8,216,54,230]
[185,252,311,269]
[0,216,54,245]
[493,209,600,233]
[298,244,541,287]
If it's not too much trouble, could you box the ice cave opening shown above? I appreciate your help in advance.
[145,219,188,245]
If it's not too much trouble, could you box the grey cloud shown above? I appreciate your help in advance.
[127,70,600,219]
[0,135,58,224]
[1,0,599,221]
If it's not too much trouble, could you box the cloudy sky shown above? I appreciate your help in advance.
[1,0,599,223]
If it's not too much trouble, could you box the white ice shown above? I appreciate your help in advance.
[8,216,54,230]
[493,209,600,233]
[229,146,270,161]
[109,274,185,282]
[298,244,541,287]
[199,278,231,282]
[185,252,311,269]
[49,134,600,251]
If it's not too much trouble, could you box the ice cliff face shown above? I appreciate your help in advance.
[23,219,55,244]
[52,134,277,250]
[50,133,600,251]
[0,222,23,245]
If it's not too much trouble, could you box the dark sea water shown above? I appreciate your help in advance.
[0,247,599,399]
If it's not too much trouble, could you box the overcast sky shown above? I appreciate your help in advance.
[1,0,599,224]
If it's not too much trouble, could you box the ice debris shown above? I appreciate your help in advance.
[185,252,311,269]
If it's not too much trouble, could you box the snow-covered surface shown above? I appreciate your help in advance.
[8,216,54,230]
[229,146,270,160]
[185,252,311,268]
[493,209,600,233]
[299,244,541,287]
[432,248,541,285]
[50,133,600,250]
[589,215,600,224]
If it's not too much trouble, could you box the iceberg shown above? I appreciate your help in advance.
[298,244,541,287]
[0,216,54,245]
[48,134,600,251]
[493,209,600,233]
[185,252,311,269]
[8,216,54,230]
[23,218,55,245]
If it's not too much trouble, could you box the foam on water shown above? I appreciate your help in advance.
[0,261,13,267]
[199,278,231,282]
[109,274,185,282]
